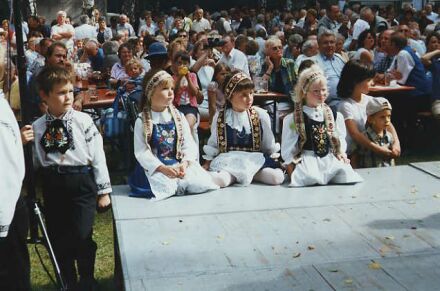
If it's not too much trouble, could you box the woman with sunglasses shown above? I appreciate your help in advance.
[260,37,297,132]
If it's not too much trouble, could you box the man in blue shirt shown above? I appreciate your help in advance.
[312,29,346,107]
[83,39,104,72]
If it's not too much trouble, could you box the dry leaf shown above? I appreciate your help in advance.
[217,235,224,240]
[308,245,316,250]
[293,252,301,258]
[344,279,353,285]
[385,236,394,240]
[161,241,170,246]
[368,262,382,270]
[379,245,391,257]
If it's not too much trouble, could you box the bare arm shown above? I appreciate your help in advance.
[208,89,217,124]
[421,49,440,67]
[387,123,401,158]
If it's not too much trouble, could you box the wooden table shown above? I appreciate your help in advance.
[254,91,289,132]
[75,79,108,91]
[368,85,415,97]
[80,88,116,110]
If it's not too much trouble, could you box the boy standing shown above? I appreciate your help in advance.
[358,97,396,168]
[32,66,111,290]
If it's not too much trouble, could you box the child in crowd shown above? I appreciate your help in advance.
[130,69,218,200]
[116,58,145,97]
[203,72,285,187]
[31,66,111,290]
[172,51,203,130]
[337,60,400,167]
[207,62,230,124]
[125,58,144,89]
[357,97,396,167]
[281,65,362,187]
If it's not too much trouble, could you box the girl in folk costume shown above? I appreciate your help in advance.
[203,72,285,187]
[281,65,362,187]
[130,70,218,200]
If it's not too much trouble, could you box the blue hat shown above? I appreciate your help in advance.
[146,42,168,59]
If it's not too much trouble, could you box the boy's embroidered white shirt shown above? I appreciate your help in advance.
[32,108,112,194]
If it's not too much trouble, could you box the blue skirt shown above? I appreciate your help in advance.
[128,161,155,198]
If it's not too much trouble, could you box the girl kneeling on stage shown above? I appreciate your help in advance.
[203,71,285,187]
[130,70,218,200]
[281,65,363,187]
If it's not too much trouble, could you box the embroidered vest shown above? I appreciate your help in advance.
[302,115,331,157]
[402,46,430,96]
[217,106,261,153]
[142,105,184,161]
[292,102,341,163]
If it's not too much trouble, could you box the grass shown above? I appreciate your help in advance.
[29,210,117,291]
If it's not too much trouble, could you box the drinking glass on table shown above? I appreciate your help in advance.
[88,84,98,101]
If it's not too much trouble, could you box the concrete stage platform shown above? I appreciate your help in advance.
[111,164,440,290]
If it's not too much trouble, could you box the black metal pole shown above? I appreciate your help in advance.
[12,0,39,244]
[12,0,66,290]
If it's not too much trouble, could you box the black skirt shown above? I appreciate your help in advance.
[177,104,199,118]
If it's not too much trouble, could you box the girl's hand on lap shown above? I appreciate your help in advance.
[336,153,350,164]
[157,165,180,178]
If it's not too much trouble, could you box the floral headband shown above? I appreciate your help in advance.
[224,72,250,100]
[144,70,172,100]
[302,71,323,94]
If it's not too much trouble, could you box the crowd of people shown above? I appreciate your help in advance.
[1,1,440,290]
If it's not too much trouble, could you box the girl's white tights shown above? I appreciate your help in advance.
[253,168,285,185]
[210,171,236,188]
[210,168,285,188]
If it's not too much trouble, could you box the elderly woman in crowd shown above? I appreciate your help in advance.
[102,41,120,75]
[261,37,297,131]
[294,39,319,69]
